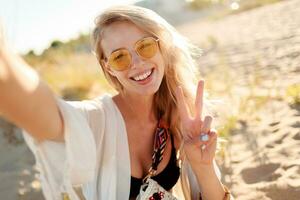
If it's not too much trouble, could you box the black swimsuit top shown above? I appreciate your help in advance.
[129,134,180,198]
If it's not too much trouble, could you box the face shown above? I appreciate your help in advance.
[101,21,165,96]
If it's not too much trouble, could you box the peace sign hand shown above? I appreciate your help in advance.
[175,80,218,167]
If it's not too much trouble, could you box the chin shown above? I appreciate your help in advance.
[133,83,161,96]
[136,87,159,96]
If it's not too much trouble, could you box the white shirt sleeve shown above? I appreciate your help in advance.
[22,97,102,200]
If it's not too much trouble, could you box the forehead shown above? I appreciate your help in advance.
[101,21,150,56]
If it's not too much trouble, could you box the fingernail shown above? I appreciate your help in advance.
[200,133,209,142]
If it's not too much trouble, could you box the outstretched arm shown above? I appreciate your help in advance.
[0,22,64,142]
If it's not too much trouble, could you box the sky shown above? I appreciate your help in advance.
[0,0,139,54]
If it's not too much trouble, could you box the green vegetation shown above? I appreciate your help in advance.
[43,53,114,100]
[45,34,91,55]
[187,0,226,10]
[217,115,238,138]
[23,34,113,100]
[24,34,91,62]
[286,84,300,105]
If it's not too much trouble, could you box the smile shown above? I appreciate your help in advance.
[130,68,154,82]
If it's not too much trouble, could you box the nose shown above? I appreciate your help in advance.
[130,50,145,69]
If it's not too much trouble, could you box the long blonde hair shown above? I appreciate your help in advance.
[92,5,200,138]
[92,5,203,198]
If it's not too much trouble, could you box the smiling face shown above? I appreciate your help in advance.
[101,21,165,96]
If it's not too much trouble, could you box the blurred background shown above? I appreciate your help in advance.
[0,0,300,199]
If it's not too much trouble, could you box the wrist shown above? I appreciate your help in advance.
[192,164,227,200]
[192,163,216,180]
[189,160,214,172]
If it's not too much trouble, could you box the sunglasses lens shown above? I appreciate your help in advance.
[136,37,158,59]
[108,49,131,71]
[107,37,158,71]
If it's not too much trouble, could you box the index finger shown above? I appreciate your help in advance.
[195,80,204,120]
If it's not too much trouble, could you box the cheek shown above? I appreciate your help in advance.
[155,54,165,74]
[113,71,130,84]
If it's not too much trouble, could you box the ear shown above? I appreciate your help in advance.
[100,59,116,77]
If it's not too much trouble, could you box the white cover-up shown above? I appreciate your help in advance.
[22,94,222,200]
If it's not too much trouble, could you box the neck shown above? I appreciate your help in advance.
[118,91,157,123]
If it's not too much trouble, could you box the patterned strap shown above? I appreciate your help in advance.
[151,119,169,172]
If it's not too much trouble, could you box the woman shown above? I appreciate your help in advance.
[0,5,232,200]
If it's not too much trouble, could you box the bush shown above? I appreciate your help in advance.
[286,84,300,105]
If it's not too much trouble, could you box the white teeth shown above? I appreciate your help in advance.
[132,69,152,81]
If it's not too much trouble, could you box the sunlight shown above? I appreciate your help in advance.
[230,2,240,10]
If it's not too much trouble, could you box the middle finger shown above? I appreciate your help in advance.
[199,116,213,141]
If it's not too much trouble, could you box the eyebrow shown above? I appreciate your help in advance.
[109,47,127,55]
[108,35,154,55]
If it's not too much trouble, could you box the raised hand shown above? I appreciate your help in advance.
[0,19,6,51]
[0,19,11,59]
[175,80,218,166]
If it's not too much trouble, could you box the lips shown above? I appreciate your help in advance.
[130,68,154,82]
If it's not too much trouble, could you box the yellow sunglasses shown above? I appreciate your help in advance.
[104,37,160,71]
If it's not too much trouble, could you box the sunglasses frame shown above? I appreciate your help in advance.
[104,36,160,71]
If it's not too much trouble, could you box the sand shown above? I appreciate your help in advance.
[221,101,300,200]
[177,0,300,199]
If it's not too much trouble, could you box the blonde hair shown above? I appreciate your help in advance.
[92,5,201,133]
[92,5,205,199]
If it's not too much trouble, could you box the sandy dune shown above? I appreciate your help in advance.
[178,0,300,199]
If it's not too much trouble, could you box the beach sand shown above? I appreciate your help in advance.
[220,101,300,200]
[177,0,300,199]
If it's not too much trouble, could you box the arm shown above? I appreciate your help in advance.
[0,28,64,142]
[191,162,226,200]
